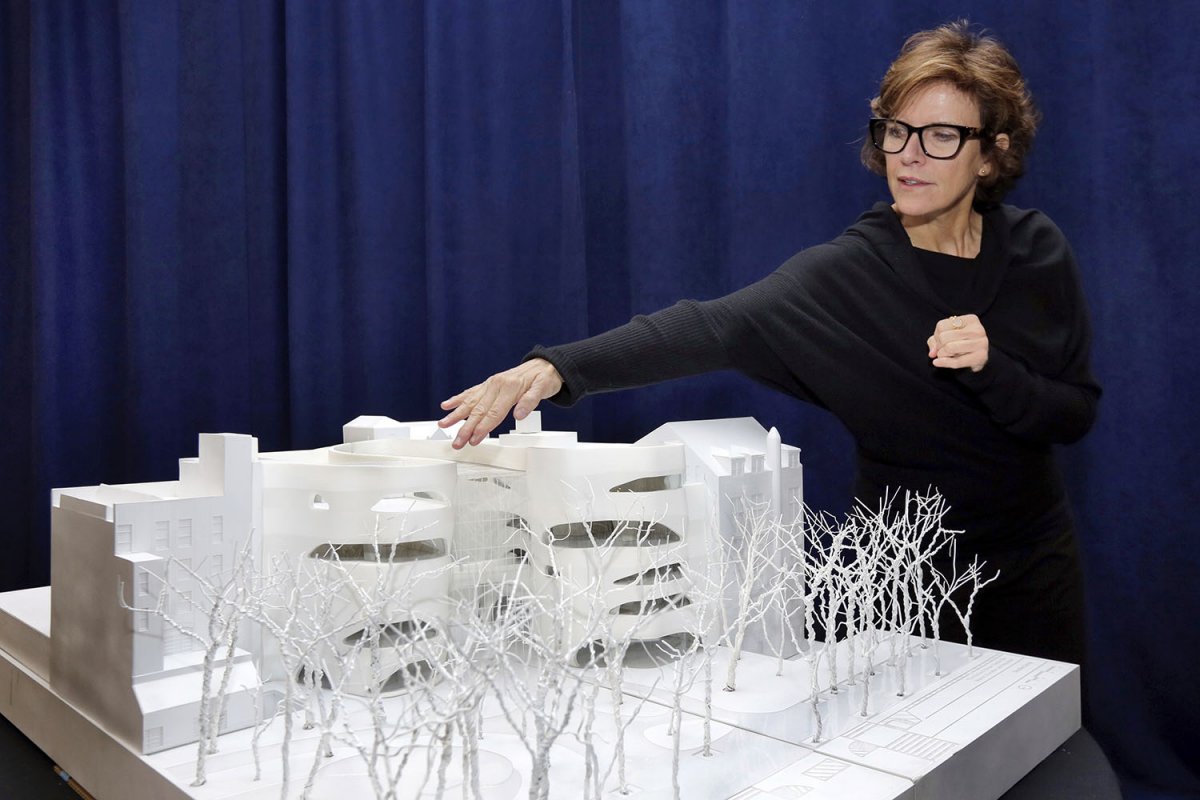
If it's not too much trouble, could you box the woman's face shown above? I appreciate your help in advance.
[885,82,990,223]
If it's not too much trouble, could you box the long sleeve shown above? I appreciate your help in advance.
[525,299,735,407]
[955,342,1098,444]
[525,247,847,408]
[956,219,1101,444]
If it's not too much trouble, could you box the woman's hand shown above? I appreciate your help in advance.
[928,314,989,373]
[438,358,564,449]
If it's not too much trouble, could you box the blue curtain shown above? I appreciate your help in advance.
[2,2,1197,797]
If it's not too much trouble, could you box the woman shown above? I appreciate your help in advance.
[438,22,1100,667]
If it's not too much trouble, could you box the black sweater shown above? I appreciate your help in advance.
[529,202,1100,548]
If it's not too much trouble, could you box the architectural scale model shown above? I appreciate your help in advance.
[0,415,1079,800]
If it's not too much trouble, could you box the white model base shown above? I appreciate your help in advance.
[618,642,1080,799]
[0,589,1077,800]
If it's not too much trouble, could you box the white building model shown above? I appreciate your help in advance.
[0,413,1080,800]
[46,413,801,756]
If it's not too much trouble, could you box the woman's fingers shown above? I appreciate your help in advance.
[439,359,563,448]
[929,314,989,372]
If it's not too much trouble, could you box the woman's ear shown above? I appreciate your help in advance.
[980,133,1010,178]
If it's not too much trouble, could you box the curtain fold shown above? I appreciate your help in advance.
[0,0,34,583]
[3,1,1198,795]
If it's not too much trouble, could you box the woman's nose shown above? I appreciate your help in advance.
[900,132,926,162]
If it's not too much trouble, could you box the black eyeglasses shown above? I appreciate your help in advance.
[869,118,987,160]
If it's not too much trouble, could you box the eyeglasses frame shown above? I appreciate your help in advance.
[868,117,989,160]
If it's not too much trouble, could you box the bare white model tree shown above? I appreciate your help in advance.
[686,523,732,760]
[483,537,605,800]
[848,499,920,717]
[832,533,860,695]
[760,511,805,678]
[660,626,705,800]
[661,551,747,800]
[791,510,846,742]
[530,480,694,798]
[346,579,494,800]
[720,494,783,692]
[590,586,666,795]
[118,535,263,787]
[853,493,955,697]
[238,548,360,799]
[570,506,722,800]
[928,538,1000,660]
[297,529,461,800]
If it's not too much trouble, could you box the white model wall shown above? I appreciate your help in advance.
[259,453,457,558]
[256,451,459,688]
[49,434,261,754]
[519,443,698,653]
[50,501,145,750]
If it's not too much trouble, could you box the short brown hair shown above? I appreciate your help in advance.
[861,21,1040,206]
